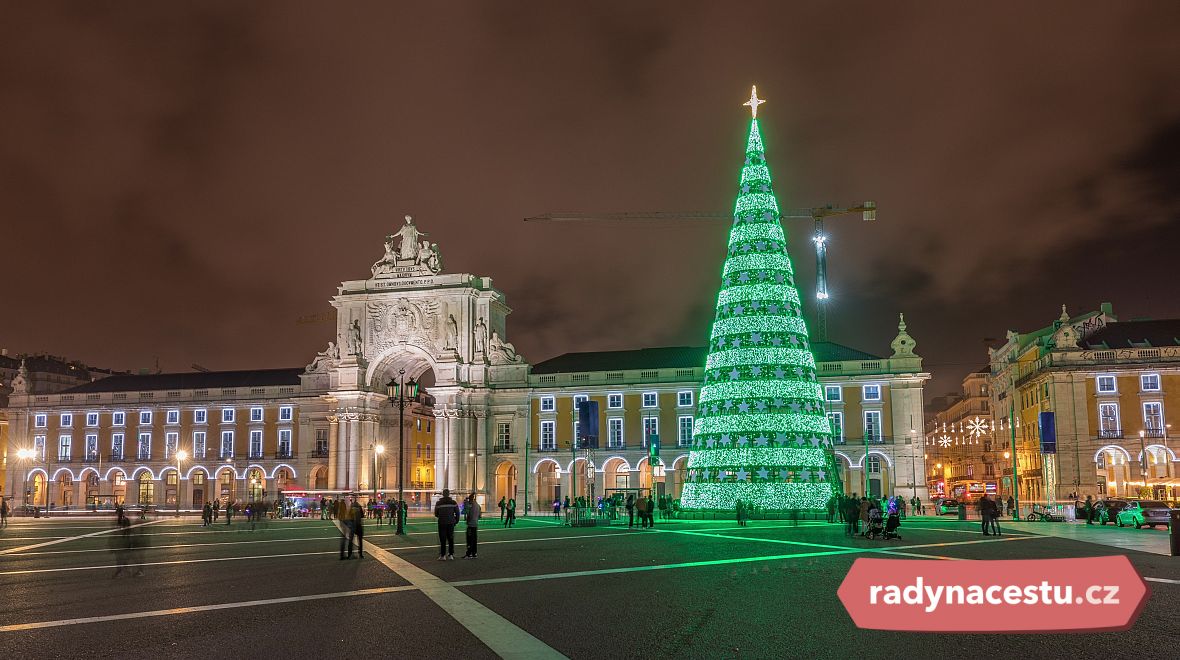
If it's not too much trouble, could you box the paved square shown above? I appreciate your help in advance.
[0,514,1176,658]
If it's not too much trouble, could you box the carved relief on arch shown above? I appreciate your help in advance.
[366,298,440,357]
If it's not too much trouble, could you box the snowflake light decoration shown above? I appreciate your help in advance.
[938,434,952,448]
[966,416,989,438]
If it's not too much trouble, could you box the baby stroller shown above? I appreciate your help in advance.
[864,506,885,539]
[883,512,902,540]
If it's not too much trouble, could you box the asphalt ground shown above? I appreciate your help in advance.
[0,513,1176,659]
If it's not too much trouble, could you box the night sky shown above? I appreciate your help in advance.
[3,2,1179,397]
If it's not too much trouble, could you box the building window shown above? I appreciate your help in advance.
[85,434,98,459]
[607,393,623,409]
[416,443,422,458]
[34,414,47,428]
[111,433,124,460]
[33,435,46,459]
[823,385,840,402]
[194,409,207,424]
[137,433,151,460]
[250,407,264,422]
[58,435,72,461]
[249,430,263,458]
[315,429,328,455]
[573,421,580,444]
[862,384,882,402]
[573,394,588,410]
[416,418,422,431]
[165,432,179,459]
[643,416,659,446]
[642,392,658,408]
[166,471,178,486]
[1141,374,1161,392]
[497,422,511,447]
[193,472,206,486]
[138,472,154,505]
[540,396,555,412]
[61,413,73,427]
[139,410,152,425]
[1096,375,1117,394]
[828,411,844,442]
[86,412,99,427]
[866,455,881,474]
[166,410,180,425]
[1098,403,1120,436]
[608,418,624,448]
[193,431,206,457]
[1143,402,1164,434]
[278,429,292,457]
[279,406,294,422]
[540,421,556,450]
[678,416,693,446]
[863,410,882,442]
[112,411,125,427]
[677,391,693,407]
[967,463,975,477]
[220,431,234,458]
[222,408,235,423]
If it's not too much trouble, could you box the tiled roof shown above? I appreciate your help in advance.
[530,341,882,375]
[61,368,304,393]
[1082,319,1180,349]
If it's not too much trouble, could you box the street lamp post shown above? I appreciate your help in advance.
[175,450,187,517]
[387,369,419,536]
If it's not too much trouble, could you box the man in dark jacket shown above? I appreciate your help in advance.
[434,489,459,560]
[349,499,365,558]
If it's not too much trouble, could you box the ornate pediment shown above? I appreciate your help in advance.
[371,215,443,278]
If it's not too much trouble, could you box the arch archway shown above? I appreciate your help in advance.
[601,456,631,494]
[311,465,328,490]
[494,461,517,508]
[670,454,690,500]
[105,467,128,505]
[246,468,266,502]
[534,458,561,512]
[29,471,46,508]
[137,471,155,506]
[188,467,210,509]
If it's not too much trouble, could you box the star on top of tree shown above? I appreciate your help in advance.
[744,85,766,118]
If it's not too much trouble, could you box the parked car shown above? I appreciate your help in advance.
[1096,499,1129,525]
[936,498,959,515]
[1116,500,1172,529]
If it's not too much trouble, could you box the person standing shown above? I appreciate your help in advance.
[505,497,516,527]
[989,499,1002,536]
[434,489,459,560]
[225,501,234,526]
[463,494,482,558]
[858,497,871,536]
[977,495,993,535]
[825,495,836,523]
[736,499,747,527]
[1084,495,1095,525]
[338,498,354,559]
[625,494,635,528]
[201,501,211,527]
[498,496,506,523]
[1,497,9,528]
[1006,495,1015,518]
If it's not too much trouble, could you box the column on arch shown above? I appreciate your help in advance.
[327,415,339,490]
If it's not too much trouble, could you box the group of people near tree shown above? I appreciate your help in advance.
[835,493,909,536]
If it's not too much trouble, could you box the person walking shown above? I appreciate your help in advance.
[350,499,365,559]
[736,499,747,527]
[1006,495,1015,519]
[1,497,9,529]
[505,497,516,527]
[463,494,481,558]
[989,499,1002,536]
[434,489,459,560]
[858,497,871,536]
[1084,495,1095,525]
[225,500,234,526]
[552,499,561,517]
[338,497,354,559]
[202,501,211,527]
[498,496,506,524]
[211,500,219,522]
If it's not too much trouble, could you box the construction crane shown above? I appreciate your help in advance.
[524,202,876,341]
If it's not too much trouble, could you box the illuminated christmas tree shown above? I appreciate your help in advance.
[680,87,841,512]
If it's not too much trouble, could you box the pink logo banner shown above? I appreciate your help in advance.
[838,556,1150,633]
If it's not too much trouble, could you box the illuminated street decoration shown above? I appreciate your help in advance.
[966,416,989,438]
[681,87,841,511]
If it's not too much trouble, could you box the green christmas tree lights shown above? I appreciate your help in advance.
[680,87,842,512]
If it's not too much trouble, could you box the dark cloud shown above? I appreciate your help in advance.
[2,2,1179,395]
